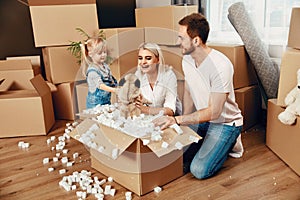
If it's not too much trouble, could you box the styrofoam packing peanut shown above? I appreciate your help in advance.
[51,146,55,151]
[64,128,70,134]
[21,142,30,148]
[66,162,73,167]
[62,149,68,154]
[61,157,68,164]
[170,124,183,134]
[95,193,104,199]
[151,134,162,141]
[112,148,119,160]
[154,186,162,193]
[125,191,132,197]
[91,188,98,194]
[56,152,60,157]
[43,157,49,164]
[104,185,111,195]
[53,157,59,162]
[81,191,87,199]
[142,139,150,145]
[73,152,79,159]
[59,169,66,174]
[107,176,113,182]
[98,146,104,153]
[76,191,83,198]
[72,121,79,127]
[46,139,51,145]
[87,186,92,194]
[90,142,98,149]
[59,180,71,191]
[50,136,56,141]
[63,132,70,139]
[68,126,74,131]
[98,179,106,185]
[189,135,199,143]
[110,188,116,196]
[161,141,169,149]
[66,122,71,127]
[48,167,54,172]
[18,141,24,147]
[58,136,65,142]
[175,141,184,150]
[71,185,77,190]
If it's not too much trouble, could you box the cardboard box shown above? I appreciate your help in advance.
[42,46,83,84]
[266,99,300,176]
[287,7,300,49]
[0,60,35,90]
[0,75,55,138]
[0,78,13,92]
[135,5,198,45]
[208,43,258,89]
[277,48,300,106]
[28,0,99,47]
[70,118,201,195]
[6,56,41,76]
[235,85,261,131]
[101,28,144,80]
[52,82,77,120]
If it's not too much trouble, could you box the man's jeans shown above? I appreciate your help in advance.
[188,122,242,179]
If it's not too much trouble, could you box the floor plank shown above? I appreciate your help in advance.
[0,121,299,200]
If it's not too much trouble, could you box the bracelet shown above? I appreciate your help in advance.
[174,116,179,125]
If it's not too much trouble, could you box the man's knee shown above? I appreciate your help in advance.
[190,161,211,179]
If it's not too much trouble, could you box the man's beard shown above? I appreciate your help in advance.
[182,45,196,55]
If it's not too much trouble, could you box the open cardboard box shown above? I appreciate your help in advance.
[266,99,300,176]
[70,118,201,195]
[0,59,35,90]
[0,75,55,138]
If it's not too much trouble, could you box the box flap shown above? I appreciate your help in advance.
[30,74,51,96]
[70,119,137,159]
[146,126,201,157]
[0,79,13,91]
[0,60,32,71]
[28,0,95,6]
[287,8,300,49]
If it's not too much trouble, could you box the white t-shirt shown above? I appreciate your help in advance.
[182,49,243,126]
[135,65,177,113]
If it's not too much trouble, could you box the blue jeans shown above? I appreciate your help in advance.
[188,122,242,179]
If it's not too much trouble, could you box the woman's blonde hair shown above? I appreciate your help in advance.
[81,37,107,77]
[137,42,167,76]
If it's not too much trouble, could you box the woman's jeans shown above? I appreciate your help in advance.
[188,122,242,179]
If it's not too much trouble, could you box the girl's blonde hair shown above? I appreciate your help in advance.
[81,37,107,77]
[136,42,168,76]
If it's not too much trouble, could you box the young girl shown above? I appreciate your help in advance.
[81,37,118,109]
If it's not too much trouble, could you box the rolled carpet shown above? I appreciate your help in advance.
[228,2,279,99]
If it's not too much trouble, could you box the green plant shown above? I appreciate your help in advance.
[67,28,107,64]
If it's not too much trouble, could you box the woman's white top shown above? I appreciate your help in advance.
[135,64,178,113]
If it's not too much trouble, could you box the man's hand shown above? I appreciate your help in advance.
[153,115,176,130]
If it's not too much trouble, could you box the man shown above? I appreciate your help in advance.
[153,13,243,179]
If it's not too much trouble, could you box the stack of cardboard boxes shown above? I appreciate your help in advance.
[266,7,300,176]
[0,60,55,138]
[29,0,99,121]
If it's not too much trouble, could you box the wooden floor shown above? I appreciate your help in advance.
[0,120,300,200]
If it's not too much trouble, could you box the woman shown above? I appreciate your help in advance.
[134,43,181,116]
